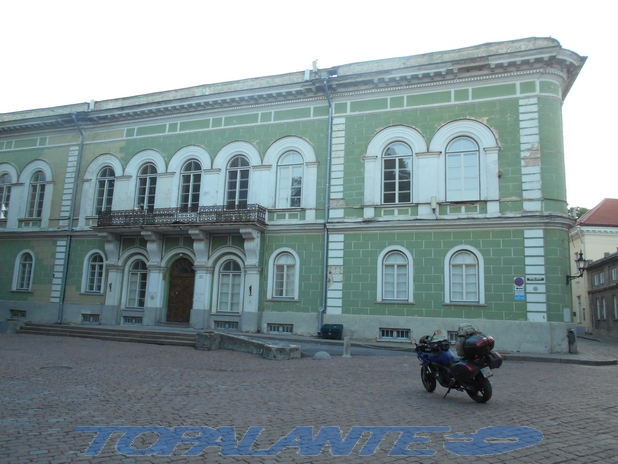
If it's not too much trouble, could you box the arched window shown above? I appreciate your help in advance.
[383,142,412,204]
[180,160,201,212]
[14,252,34,291]
[85,253,105,293]
[446,137,480,201]
[27,171,46,218]
[276,152,303,208]
[376,246,413,303]
[218,259,242,312]
[0,173,11,219]
[382,251,409,300]
[274,252,296,298]
[95,167,115,214]
[136,163,157,210]
[126,259,147,308]
[450,251,478,302]
[226,156,250,209]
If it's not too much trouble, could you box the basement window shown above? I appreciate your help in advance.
[214,321,239,330]
[81,314,100,324]
[379,328,411,341]
[122,316,142,325]
[267,323,293,334]
[10,309,27,319]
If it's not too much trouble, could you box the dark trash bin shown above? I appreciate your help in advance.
[321,324,343,340]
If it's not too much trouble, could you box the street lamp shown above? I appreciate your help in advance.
[566,251,586,285]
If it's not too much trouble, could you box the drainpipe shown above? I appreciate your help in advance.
[56,113,85,323]
[317,67,333,334]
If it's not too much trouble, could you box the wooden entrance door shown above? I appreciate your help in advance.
[166,258,195,323]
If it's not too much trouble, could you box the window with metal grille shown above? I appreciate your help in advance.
[123,316,142,325]
[379,328,410,340]
[81,314,100,323]
[214,321,238,330]
[10,309,26,319]
[448,331,458,345]
[267,323,293,334]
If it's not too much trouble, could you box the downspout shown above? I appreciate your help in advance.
[317,67,333,334]
[56,112,85,323]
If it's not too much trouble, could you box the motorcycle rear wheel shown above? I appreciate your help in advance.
[466,375,492,403]
[421,365,436,392]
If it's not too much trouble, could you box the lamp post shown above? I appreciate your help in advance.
[566,251,586,285]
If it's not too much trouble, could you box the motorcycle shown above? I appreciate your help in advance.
[412,326,502,403]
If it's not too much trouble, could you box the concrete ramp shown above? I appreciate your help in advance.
[196,331,300,360]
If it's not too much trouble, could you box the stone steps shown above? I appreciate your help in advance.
[17,322,196,347]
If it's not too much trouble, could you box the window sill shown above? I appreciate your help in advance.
[443,302,487,307]
[11,289,32,293]
[375,300,414,305]
[266,298,299,303]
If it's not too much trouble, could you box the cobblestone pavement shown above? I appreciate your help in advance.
[1,334,617,463]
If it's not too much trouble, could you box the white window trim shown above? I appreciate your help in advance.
[444,245,485,304]
[364,125,427,207]
[78,154,123,225]
[376,246,414,303]
[169,146,211,208]
[18,160,54,227]
[213,141,261,207]
[267,247,300,300]
[210,251,245,313]
[81,249,107,294]
[264,137,318,211]
[120,254,149,310]
[12,249,35,291]
[124,149,167,209]
[0,164,18,225]
[429,119,500,203]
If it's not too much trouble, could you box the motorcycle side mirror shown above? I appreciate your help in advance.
[411,338,417,344]
[434,330,441,335]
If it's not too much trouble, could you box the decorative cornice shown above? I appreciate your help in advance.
[0,38,585,137]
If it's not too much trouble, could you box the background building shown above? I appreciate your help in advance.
[569,198,618,334]
[0,37,586,353]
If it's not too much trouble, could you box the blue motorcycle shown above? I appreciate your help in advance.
[413,329,502,403]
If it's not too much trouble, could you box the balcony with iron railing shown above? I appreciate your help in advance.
[95,204,267,229]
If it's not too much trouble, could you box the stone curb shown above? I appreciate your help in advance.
[244,332,618,366]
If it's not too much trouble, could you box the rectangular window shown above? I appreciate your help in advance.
[600,272,605,284]
[214,321,239,330]
[614,295,618,320]
[594,274,599,286]
[612,268,617,281]
[602,297,607,320]
[379,328,411,340]
[267,323,293,334]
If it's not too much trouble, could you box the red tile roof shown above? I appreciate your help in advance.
[577,198,618,227]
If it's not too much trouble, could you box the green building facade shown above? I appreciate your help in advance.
[0,38,586,352]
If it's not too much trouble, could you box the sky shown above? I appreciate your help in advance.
[0,0,614,209]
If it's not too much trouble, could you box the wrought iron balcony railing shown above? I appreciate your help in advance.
[96,204,267,228]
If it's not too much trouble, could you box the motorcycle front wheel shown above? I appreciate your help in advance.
[466,374,492,403]
[421,365,436,392]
